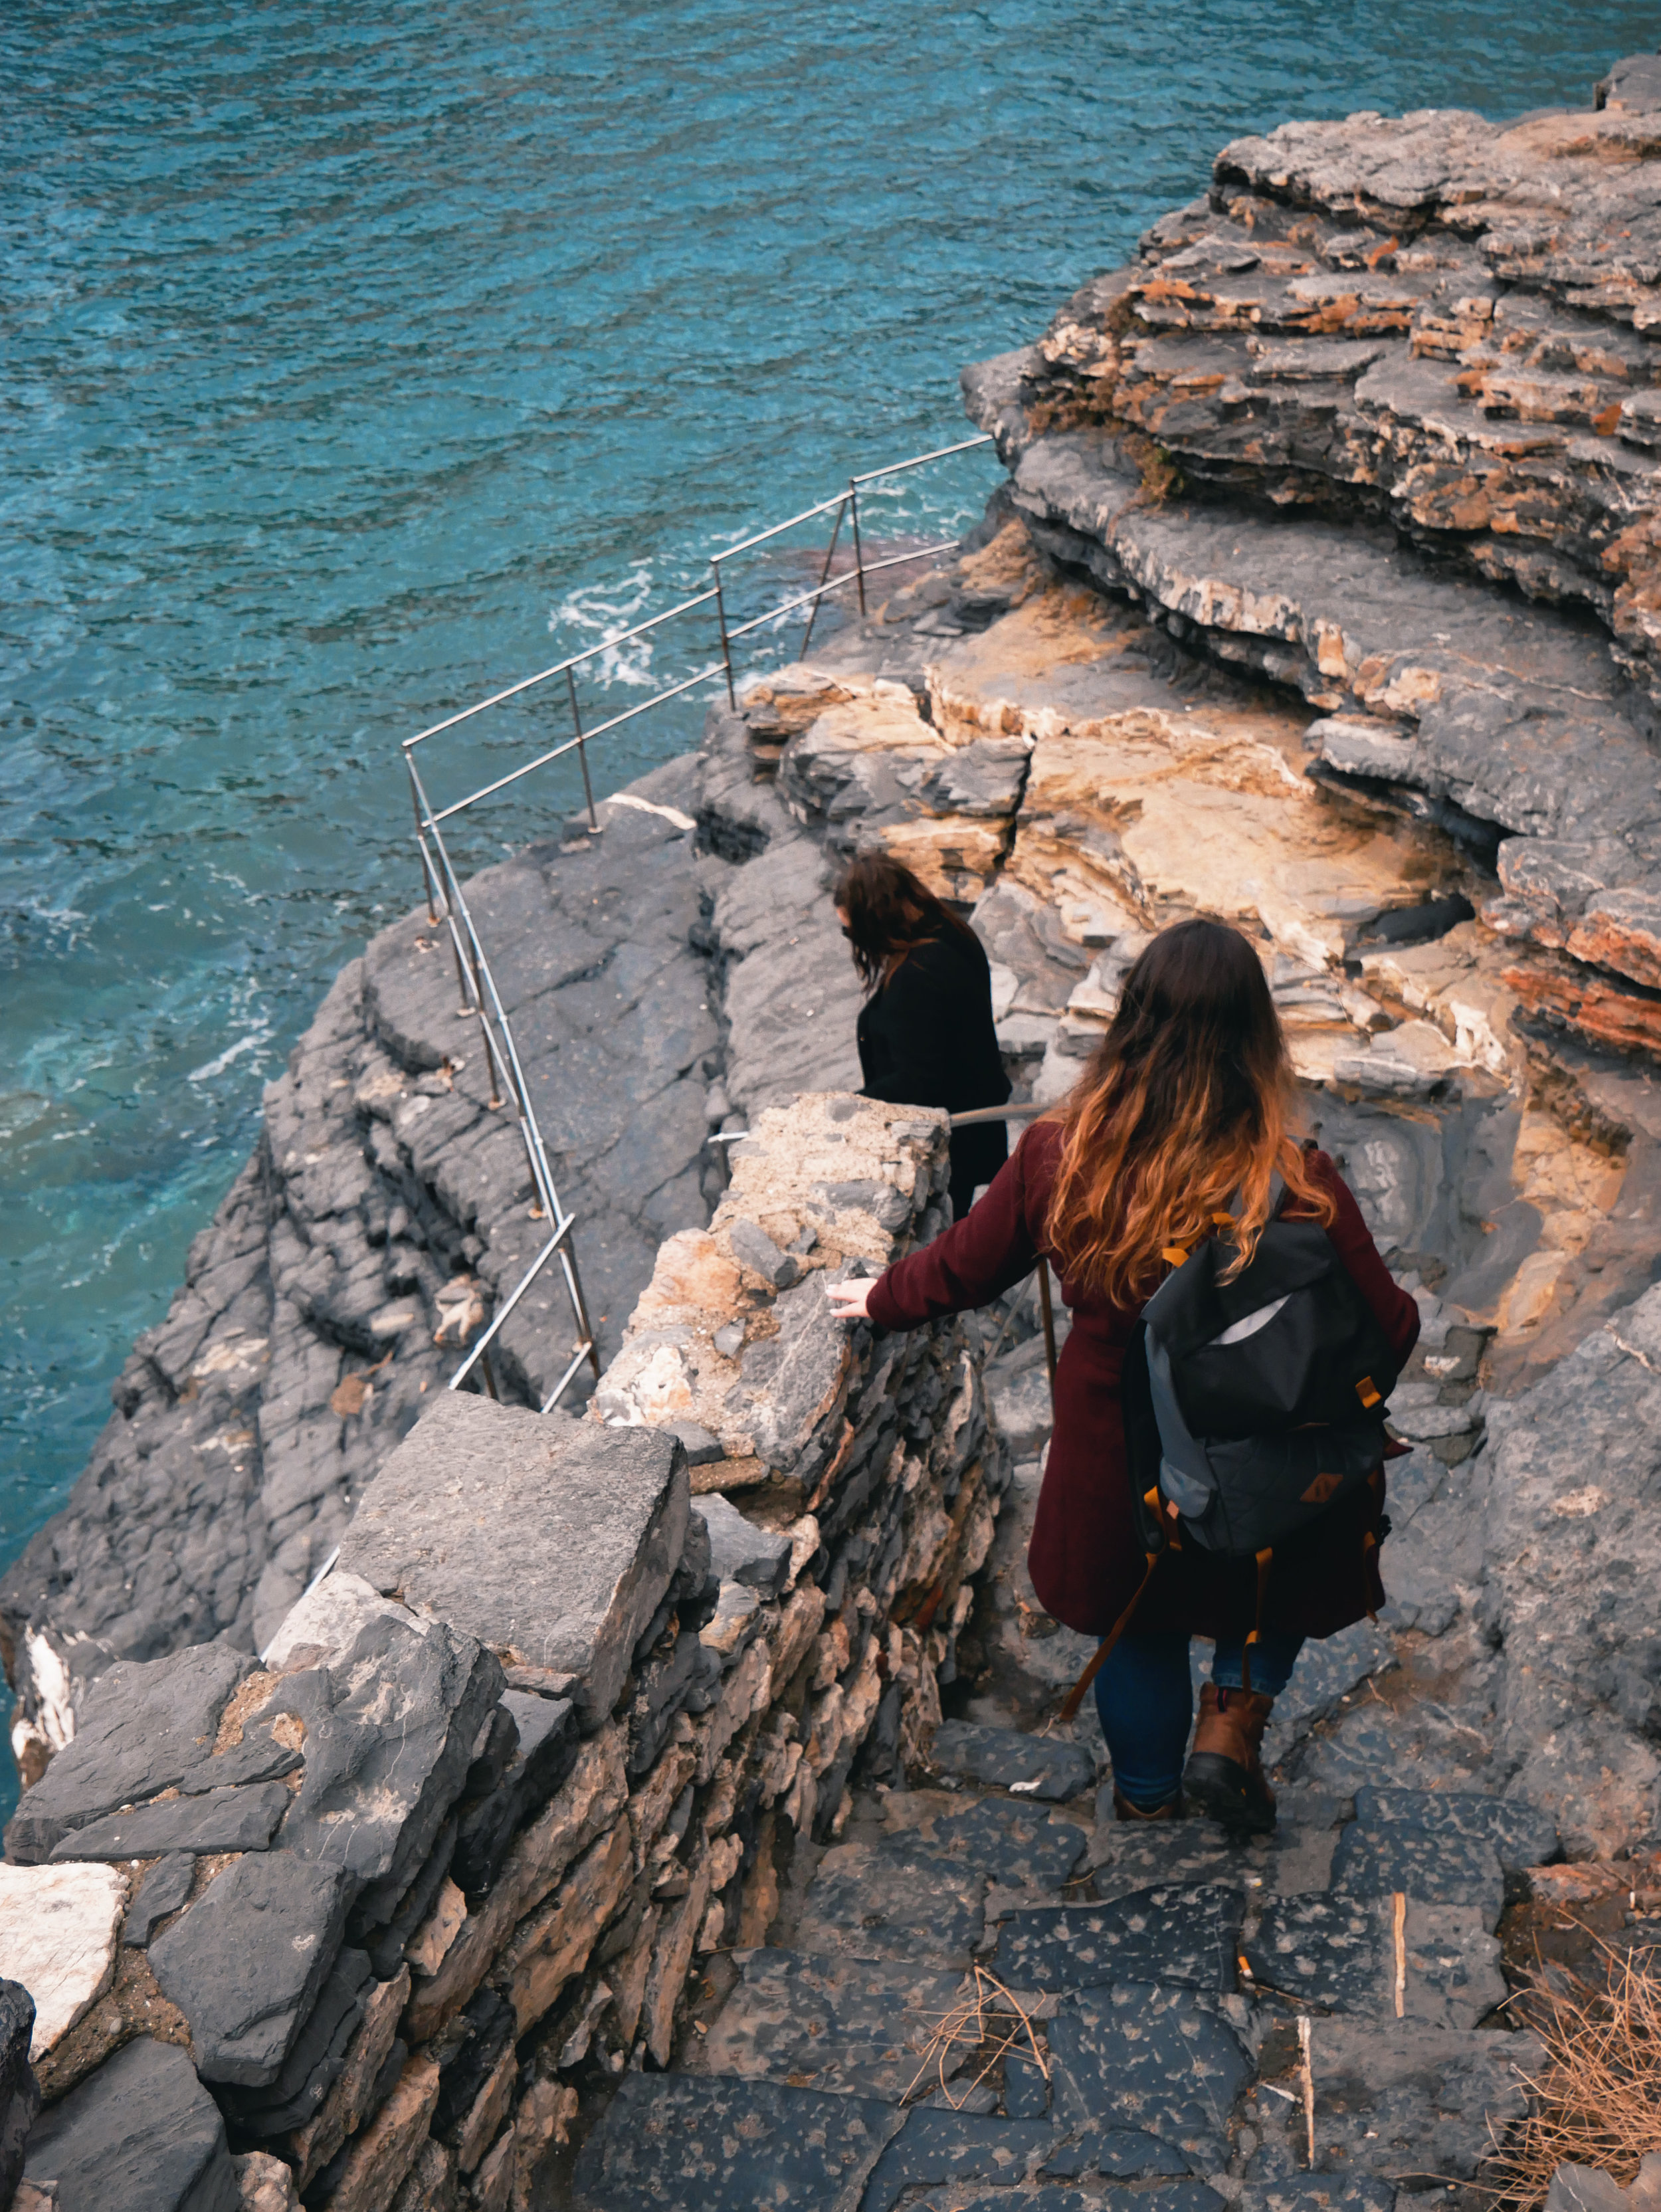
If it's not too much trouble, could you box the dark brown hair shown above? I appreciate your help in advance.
[833,851,975,990]
[1044,918,1334,1308]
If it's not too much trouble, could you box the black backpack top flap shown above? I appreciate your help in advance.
[1143,1220,1335,1361]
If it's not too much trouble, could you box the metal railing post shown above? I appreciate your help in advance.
[847,478,868,616]
[712,563,736,708]
[565,666,597,833]
[800,495,848,658]
[408,759,440,925]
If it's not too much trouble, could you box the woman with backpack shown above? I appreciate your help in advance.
[834,852,1012,1225]
[828,918,1420,1834]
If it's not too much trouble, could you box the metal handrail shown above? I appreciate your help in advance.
[401,429,995,1414]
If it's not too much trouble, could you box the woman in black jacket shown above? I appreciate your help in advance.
[834,852,1012,1221]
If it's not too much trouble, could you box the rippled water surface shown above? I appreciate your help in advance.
[3,1,1654,1571]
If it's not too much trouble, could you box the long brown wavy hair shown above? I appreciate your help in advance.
[1044,918,1334,1308]
[833,851,976,990]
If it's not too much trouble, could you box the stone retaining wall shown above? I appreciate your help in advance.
[1,1095,1009,2212]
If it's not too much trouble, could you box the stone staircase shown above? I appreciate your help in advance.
[561,1425,1551,2212]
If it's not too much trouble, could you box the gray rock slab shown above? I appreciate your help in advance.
[1042,2128,1207,2180]
[793,1840,985,1967]
[1086,1812,1254,1899]
[571,2071,904,2212]
[21,2035,239,2212]
[911,2195,1220,2212]
[149,1855,351,2087]
[1045,1980,1253,2165]
[695,1494,793,1599]
[1330,1821,1505,1928]
[177,1723,304,1794]
[124,1855,197,1949]
[897,1799,1090,1890]
[1244,2020,1539,2187]
[1353,1785,1559,1875]
[257,1601,502,1923]
[337,1389,686,1728]
[701,1949,975,2100]
[861,2107,1060,2211]
[990,1885,1245,1992]
[0,1977,38,2211]
[4,1645,254,1864]
[1244,1893,1506,2027]
[1236,2181,1398,2212]
[49,1782,290,1862]
[931,1720,1095,1803]
[217,1945,372,2136]
[1296,1697,1501,1800]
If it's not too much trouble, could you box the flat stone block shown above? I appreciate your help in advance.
[1244,2019,1539,2187]
[1086,1812,1251,1900]
[49,1783,290,1862]
[930,1721,1094,1803]
[22,2035,239,2212]
[0,1862,128,2061]
[695,1494,792,1598]
[991,1885,1245,1992]
[337,1391,687,1727]
[5,1645,254,1864]
[894,1798,1089,1891]
[1352,1786,1559,1877]
[702,1949,975,2100]
[1244,1893,1506,2028]
[1044,1981,1253,2167]
[861,2106,1055,2212]
[571,2072,904,2211]
[256,1594,502,1922]
[149,1855,350,2088]
[1236,2181,1398,2212]
[793,1840,984,1967]
[124,1855,196,1950]
[1330,1821,1505,1929]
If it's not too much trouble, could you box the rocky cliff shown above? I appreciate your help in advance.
[9,57,1661,1874]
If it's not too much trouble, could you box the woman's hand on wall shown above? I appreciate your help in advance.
[827,1276,875,1320]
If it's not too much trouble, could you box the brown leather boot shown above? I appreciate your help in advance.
[1183,1682,1277,1835]
[1112,1787,1180,1822]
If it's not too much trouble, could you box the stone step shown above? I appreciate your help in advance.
[987,1885,1247,1993]
[928,1720,1097,1803]
[1329,1821,1506,1930]
[696,1949,981,2100]
[1351,1784,1560,1876]
[1243,1891,1506,2028]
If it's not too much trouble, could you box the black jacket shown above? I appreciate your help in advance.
[855,927,1012,1206]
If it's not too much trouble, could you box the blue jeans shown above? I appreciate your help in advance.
[1094,1629,1304,1811]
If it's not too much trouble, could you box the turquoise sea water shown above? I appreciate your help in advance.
[3,3,1656,1579]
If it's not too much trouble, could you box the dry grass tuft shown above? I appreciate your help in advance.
[1484,1944,1661,2209]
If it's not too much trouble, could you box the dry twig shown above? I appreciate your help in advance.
[902,1964,1050,2110]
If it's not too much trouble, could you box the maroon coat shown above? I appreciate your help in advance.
[867,1120,1421,1643]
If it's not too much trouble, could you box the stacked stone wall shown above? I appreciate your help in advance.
[1,1095,1008,2211]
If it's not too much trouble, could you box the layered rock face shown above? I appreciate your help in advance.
[5,1098,1007,2209]
[965,58,1661,1062]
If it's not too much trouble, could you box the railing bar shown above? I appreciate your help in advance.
[851,433,992,484]
[710,491,853,564]
[540,1339,597,1416]
[722,571,864,643]
[404,589,722,750]
[447,1219,576,1390]
[429,663,730,823]
[856,540,961,581]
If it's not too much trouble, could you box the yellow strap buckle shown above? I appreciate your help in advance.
[1356,1375,1382,1409]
